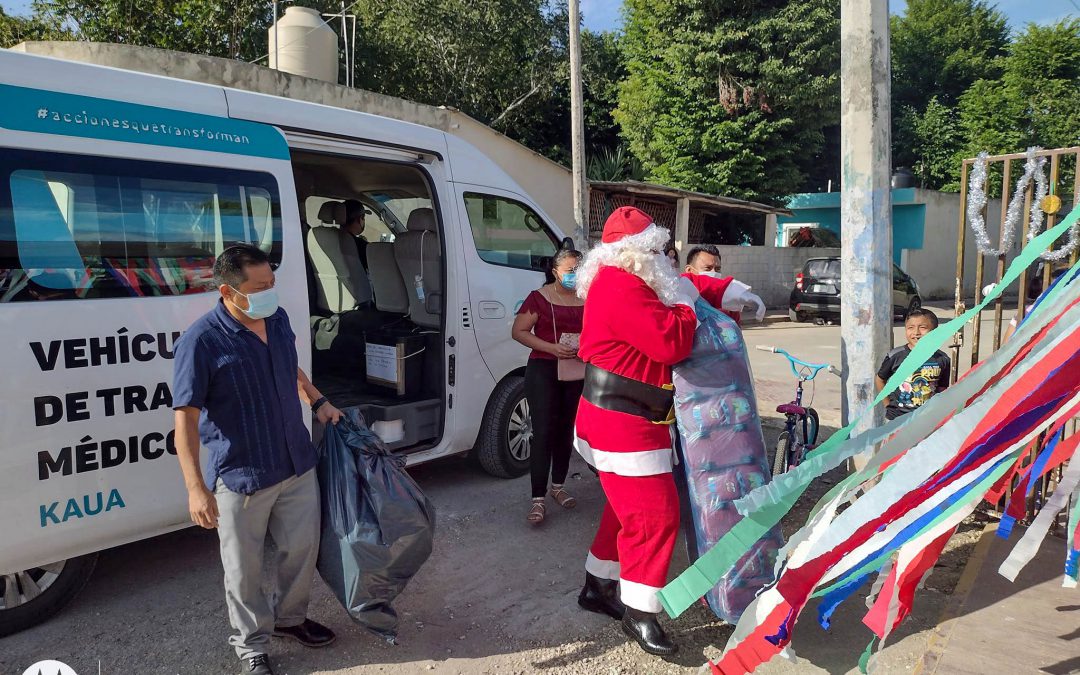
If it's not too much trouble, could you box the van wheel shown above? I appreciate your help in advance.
[476,375,531,478]
[0,553,97,637]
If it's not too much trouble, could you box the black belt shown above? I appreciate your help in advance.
[582,364,676,425]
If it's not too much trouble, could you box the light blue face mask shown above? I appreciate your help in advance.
[560,271,577,290]
[229,286,279,320]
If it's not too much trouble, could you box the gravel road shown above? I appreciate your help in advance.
[1,422,963,675]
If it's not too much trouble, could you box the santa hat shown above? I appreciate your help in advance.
[602,206,655,244]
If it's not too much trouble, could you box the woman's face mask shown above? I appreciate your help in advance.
[229,286,279,319]
[559,271,577,290]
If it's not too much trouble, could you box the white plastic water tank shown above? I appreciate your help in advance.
[268,6,339,83]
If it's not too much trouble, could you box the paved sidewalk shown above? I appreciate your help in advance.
[915,524,1080,675]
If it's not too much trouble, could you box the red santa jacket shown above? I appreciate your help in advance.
[574,267,735,476]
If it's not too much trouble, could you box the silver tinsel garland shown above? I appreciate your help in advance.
[967,146,1078,261]
[1026,157,1080,262]
[966,147,1043,257]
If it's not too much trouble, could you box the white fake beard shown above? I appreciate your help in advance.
[576,225,682,306]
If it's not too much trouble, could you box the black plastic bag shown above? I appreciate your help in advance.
[316,409,435,641]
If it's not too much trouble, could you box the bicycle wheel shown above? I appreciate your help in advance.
[803,408,820,447]
[773,430,792,476]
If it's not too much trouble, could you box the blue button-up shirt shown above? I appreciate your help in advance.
[172,301,315,494]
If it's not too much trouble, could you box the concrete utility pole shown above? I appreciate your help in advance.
[568,0,589,249]
[840,0,893,451]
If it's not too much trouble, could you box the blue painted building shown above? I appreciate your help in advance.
[776,188,927,265]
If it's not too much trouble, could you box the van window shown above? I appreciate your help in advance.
[463,192,556,270]
[0,149,281,302]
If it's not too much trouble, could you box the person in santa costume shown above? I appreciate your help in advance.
[573,206,765,656]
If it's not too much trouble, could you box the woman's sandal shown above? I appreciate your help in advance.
[550,485,577,509]
[527,498,546,524]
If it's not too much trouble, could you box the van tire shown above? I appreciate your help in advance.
[476,375,531,479]
[0,553,97,637]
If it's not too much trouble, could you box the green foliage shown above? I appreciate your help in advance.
[890,0,1009,111]
[902,97,963,191]
[34,0,289,59]
[957,19,1080,193]
[586,145,643,181]
[0,4,71,48]
[353,1,566,136]
[958,20,1080,156]
[890,0,1009,188]
[615,0,839,203]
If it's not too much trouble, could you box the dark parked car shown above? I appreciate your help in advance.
[788,257,921,323]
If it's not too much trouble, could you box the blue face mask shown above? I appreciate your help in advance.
[559,272,577,290]
[230,286,279,320]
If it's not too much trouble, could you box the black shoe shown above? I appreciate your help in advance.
[621,607,678,656]
[273,619,336,648]
[242,654,273,675]
[577,572,625,620]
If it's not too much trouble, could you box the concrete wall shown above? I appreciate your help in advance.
[778,188,1011,302]
[714,245,842,308]
[903,189,1007,301]
[11,41,575,231]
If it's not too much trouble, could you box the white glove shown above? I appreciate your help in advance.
[721,280,766,322]
[749,294,767,322]
[982,283,997,297]
[674,275,700,308]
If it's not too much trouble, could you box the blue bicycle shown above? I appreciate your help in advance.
[756,346,840,476]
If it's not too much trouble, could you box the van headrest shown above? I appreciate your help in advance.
[317,201,345,225]
[406,208,438,233]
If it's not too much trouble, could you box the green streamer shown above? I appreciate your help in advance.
[858,636,877,673]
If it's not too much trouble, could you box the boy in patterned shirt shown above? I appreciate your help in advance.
[875,309,951,420]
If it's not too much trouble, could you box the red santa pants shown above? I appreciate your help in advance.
[585,471,680,613]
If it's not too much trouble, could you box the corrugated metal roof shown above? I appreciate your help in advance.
[589,180,792,216]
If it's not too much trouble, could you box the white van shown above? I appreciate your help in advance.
[0,50,568,635]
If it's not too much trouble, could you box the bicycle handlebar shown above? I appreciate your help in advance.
[756,345,839,380]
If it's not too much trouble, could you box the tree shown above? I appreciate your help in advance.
[890,0,1009,187]
[904,97,963,191]
[957,19,1080,172]
[614,0,839,202]
[0,4,71,48]
[891,0,1009,112]
[34,0,287,59]
[351,0,569,151]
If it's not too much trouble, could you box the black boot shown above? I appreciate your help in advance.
[621,607,678,656]
[577,573,625,620]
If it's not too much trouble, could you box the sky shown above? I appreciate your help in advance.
[579,0,1076,33]
[2,0,1076,31]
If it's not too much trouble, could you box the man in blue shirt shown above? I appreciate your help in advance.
[173,244,342,675]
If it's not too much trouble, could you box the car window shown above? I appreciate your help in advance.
[806,259,840,279]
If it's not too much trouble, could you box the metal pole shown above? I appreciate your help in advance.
[951,161,969,385]
[272,0,279,70]
[840,0,892,453]
[568,0,588,249]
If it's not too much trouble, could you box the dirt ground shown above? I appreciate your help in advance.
[1,418,974,675]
